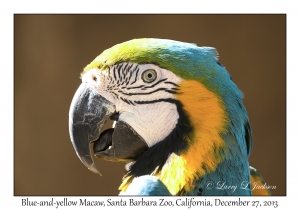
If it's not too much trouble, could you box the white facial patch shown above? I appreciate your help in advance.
[81,63,183,148]
[119,101,179,147]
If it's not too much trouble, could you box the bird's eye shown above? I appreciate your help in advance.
[142,69,157,83]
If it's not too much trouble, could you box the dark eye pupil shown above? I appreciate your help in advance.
[142,69,156,83]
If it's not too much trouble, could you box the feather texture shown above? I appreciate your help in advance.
[81,38,270,196]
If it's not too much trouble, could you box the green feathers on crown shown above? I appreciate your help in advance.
[83,38,220,82]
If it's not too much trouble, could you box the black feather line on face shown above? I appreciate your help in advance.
[117,88,176,96]
[113,65,117,81]
[130,66,140,85]
[126,99,193,177]
[116,63,123,82]
[127,65,137,84]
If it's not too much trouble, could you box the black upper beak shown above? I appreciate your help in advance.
[68,83,115,174]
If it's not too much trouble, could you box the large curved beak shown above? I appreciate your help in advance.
[68,83,115,174]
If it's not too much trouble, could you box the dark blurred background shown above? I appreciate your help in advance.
[14,14,286,196]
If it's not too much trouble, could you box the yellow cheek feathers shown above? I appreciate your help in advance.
[119,80,229,195]
[158,80,229,195]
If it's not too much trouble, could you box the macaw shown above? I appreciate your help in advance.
[68,38,271,196]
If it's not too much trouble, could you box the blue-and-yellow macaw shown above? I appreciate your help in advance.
[69,38,271,196]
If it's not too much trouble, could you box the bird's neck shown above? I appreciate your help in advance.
[155,80,230,195]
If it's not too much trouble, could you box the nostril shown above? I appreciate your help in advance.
[110,112,120,121]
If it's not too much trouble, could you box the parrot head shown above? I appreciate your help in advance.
[69,38,252,195]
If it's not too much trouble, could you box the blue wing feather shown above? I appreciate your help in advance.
[120,175,171,196]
